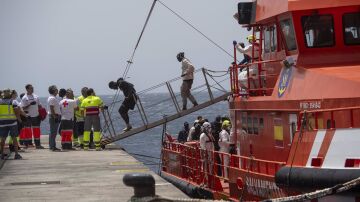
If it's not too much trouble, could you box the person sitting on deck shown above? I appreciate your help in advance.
[109,78,137,132]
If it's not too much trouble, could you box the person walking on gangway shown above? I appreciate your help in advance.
[109,78,137,132]
[177,52,198,111]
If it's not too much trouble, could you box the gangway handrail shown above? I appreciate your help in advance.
[101,92,230,146]
[101,67,231,146]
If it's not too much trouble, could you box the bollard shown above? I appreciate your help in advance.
[123,173,155,198]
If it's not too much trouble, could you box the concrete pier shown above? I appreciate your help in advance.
[0,137,188,202]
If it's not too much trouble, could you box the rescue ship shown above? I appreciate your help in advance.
[160,0,360,201]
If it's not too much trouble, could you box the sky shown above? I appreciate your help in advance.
[0,0,249,97]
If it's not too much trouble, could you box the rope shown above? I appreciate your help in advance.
[157,0,236,61]
[262,176,360,202]
[287,112,307,187]
[128,196,227,202]
[122,0,158,79]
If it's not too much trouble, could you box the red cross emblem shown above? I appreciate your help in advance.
[62,100,68,108]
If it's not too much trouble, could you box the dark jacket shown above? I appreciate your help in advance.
[117,79,137,110]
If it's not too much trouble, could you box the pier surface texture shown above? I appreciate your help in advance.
[0,136,188,202]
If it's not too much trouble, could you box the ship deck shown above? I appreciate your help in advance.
[0,136,188,202]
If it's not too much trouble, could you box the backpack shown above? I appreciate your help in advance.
[38,106,47,121]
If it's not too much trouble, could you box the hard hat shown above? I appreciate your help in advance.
[176,52,184,62]
[222,120,231,128]
[246,35,256,42]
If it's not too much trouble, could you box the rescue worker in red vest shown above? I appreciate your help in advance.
[0,89,23,160]
[20,84,44,149]
[218,120,231,179]
[74,87,88,148]
[60,89,78,150]
[80,88,103,151]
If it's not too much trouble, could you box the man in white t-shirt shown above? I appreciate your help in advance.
[21,84,44,149]
[47,85,61,151]
[59,89,77,150]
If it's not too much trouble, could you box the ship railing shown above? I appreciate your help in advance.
[229,154,285,177]
[163,141,286,186]
[230,59,282,97]
[298,106,360,131]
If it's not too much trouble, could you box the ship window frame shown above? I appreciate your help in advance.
[301,14,335,48]
[279,18,298,51]
[264,24,278,53]
[259,117,264,129]
[343,12,360,45]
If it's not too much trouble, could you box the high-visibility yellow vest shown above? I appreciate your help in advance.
[0,100,16,121]
[81,96,103,116]
[75,96,85,121]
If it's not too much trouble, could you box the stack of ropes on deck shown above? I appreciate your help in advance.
[107,0,236,122]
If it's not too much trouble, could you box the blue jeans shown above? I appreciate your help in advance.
[49,116,60,149]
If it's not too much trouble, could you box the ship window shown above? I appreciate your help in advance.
[247,116,253,134]
[343,12,360,45]
[264,25,277,53]
[301,15,335,48]
[280,19,297,51]
[264,28,271,53]
[253,117,259,134]
[259,117,264,128]
[241,112,247,129]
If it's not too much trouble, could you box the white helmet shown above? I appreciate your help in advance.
[202,122,211,133]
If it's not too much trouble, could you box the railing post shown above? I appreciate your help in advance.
[166,82,181,113]
[350,109,354,128]
[314,112,318,130]
[202,68,214,101]
[135,95,149,126]
[331,111,335,129]
[258,26,263,92]
[233,40,239,95]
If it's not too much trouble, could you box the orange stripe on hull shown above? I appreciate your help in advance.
[286,131,317,167]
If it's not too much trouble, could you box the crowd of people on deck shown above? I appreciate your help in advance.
[172,115,234,180]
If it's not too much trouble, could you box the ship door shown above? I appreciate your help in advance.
[289,114,297,144]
